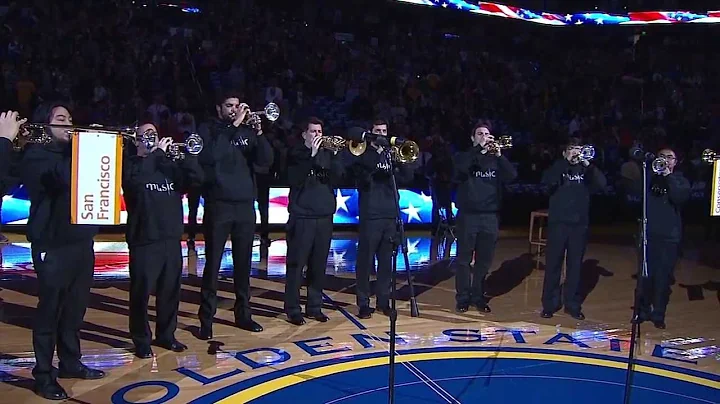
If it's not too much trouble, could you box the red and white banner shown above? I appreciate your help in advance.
[711,161,720,217]
[70,132,124,225]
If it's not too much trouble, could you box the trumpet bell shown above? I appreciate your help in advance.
[185,134,204,155]
[580,145,595,161]
[393,140,419,163]
[652,157,668,174]
[348,140,366,156]
[702,149,717,163]
[264,103,280,122]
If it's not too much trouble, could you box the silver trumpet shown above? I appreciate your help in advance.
[652,157,668,174]
[167,133,204,161]
[571,145,595,164]
[230,103,280,129]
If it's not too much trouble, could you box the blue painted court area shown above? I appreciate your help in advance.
[191,348,719,404]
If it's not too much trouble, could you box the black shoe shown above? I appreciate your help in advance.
[377,306,392,316]
[456,303,469,313]
[199,326,213,340]
[236,319,263,332]
[288,314,305,326]
[564,309,585,320]
[155,339,188,352]
[358,306,373,319]
[306,312,329,322]
[34,381,68,400]
[135,345,154,359]
[474,303,491,313]
[540,311,553,318]
[653,320,666,329]
[58,365,105,380]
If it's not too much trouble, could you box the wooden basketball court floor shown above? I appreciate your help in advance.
[0,226,718,403]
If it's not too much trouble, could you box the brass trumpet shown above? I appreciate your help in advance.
[167,133,204,161]
[702,149,719,163]
[390,140,420,164]
[13,119,137,150]
[319,136,367,156]
[484,135,513,154]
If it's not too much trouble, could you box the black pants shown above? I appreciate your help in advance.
[638,237,678,322]
[187,186,202,240]
[356,218,397,310]
[431,180,454,235]
[129,240,183,348]
[541,222,588,313]
[455,212,498,305]
[31,239,95,384]
[198,201,256,328]
[284,215,333,316]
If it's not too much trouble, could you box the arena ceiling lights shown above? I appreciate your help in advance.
[393,0,720,25]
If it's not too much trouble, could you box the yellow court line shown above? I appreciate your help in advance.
[218,351,720,403]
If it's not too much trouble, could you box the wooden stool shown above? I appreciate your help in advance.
[529,209,548,270]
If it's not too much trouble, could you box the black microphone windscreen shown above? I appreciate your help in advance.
[346,127,368,142]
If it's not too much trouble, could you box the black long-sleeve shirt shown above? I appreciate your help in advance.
[0,138,19,194]
[287,143,345,218]
[453,148,517,214]
[541,159,607,225]
[350,148,415,220]
[0,138,12,185]
[20,142,98,249]
[197,119,273,204]
[122,150,204,247]
[632,171,691,242]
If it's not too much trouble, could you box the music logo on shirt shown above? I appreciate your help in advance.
[145,180,175,194]
[309,168,330,183]
[563,173,584,183]
[232,137,250,147]
[473,170,496,178]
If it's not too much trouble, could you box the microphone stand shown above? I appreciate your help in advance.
[384,147,420,404]
[624,157,650,404]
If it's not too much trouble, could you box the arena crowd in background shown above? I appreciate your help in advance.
[1,0,718,218]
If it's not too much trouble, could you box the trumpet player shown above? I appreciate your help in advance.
[634,148,690,329]
[452,123,517,313]
[20,103,105,400]
[196,91,273,339]
[122,123,204,358]
[284,117,345,325]
[350,120,415,319]
[540,138,607,320]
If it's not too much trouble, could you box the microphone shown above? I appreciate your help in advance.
[345,127,409,147]
[630,146,655,161]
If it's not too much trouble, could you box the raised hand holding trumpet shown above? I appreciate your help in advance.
[565,145,595,167]
[0,110,26,142]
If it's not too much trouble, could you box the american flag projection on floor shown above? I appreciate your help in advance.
[0,237,456,280]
